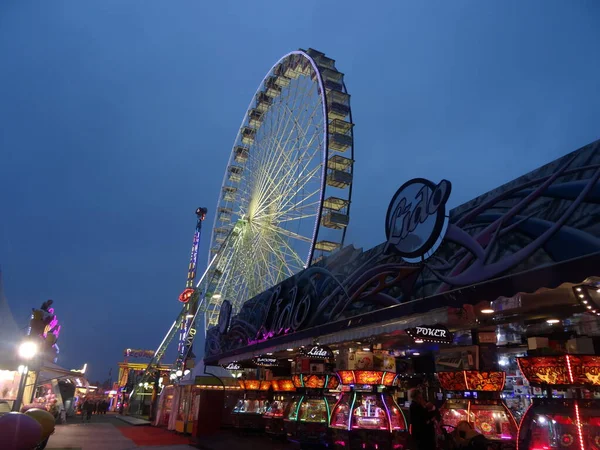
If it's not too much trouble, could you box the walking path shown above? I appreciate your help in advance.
[46,414,195,450]
[115,415,152,426]
[47,413,298,450]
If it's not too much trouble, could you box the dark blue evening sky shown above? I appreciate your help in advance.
[1,1,599,380]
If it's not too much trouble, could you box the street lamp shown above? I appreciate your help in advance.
[18,341,38,360]
[13,340,39,411]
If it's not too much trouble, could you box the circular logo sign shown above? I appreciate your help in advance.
[218,299,232,334]
[385,178,451,263]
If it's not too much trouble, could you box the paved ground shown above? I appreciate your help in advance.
[46,413,299,450]
[192,432,295,450]
[46,414,195,450]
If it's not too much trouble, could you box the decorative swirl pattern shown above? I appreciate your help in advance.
[206,140,600,360]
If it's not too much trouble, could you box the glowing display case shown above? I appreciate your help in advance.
[263,379,296,437]
[284,374,340,446]
[517,355,600,450]
[439,371,518,445]
[330,370,408,450]
[231,380,272,430]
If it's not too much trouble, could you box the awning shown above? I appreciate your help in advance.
[32,362,88,386]
[205,251,600,365]
[214,307,450,365]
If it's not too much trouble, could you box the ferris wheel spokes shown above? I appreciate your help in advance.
[204,49,354,326]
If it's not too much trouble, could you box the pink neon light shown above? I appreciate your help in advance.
[381,393,393,433]
[574,401,585,450]
[43,313,60,339]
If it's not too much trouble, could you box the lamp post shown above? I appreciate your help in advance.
[13,340,39,411]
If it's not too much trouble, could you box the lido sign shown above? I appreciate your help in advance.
[385,178,452,263]
[301,345,334,359]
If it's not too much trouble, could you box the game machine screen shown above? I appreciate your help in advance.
[330,370,408,450]
[438,371,518,447]
[231,380,272,431]
[517,355,600,450]
[284,374,340,446]
[263,378,296,437]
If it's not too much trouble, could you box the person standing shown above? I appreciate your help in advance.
[84,400,94,422]
[409,388,440,450]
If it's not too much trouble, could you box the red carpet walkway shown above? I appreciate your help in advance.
[118,426,192,446]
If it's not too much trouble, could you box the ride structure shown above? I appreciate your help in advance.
[203,47,355,326]
[128,207,207,412]
[131,47,355,415]
[175,207,207,372]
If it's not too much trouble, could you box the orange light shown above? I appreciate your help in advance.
[178,288,194,303]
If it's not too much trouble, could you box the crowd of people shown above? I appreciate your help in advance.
[78,398,110,422]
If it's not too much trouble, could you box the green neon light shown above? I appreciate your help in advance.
[295,395,305,422]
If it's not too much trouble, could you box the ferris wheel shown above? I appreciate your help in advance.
[203,48,355,326]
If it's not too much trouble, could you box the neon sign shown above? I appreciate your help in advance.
[178,288,194,304]
[407,324,453,343]
[43,307,61,340]
[253,356,279,367]
[301,345,334,359]
[123,349,155,359]
[385,178,452,263]
[224,362,242,371]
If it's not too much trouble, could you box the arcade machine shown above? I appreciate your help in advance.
[263,378,296,438]
[231,380,272,431]
[516,355,600,450]
[284,373,340,446]
[438,371,518,447]
[329,370,408,450]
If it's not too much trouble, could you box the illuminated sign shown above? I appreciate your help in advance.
[407,325,453,343]
[123,349,155,359]
[301,345,334,359]
[571,355,600,386]
[224,362,242,371]
[385,178,451,262]
[517,356,571,385]
[185,328,196,349]
[178,288,194,304]
[271,379,295,392]
[43,307,61,340]
[519,355,600,386]
[253,356,279,367]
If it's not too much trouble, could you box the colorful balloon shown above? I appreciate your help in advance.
[0,412,42,450]
[24,408,55,440]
